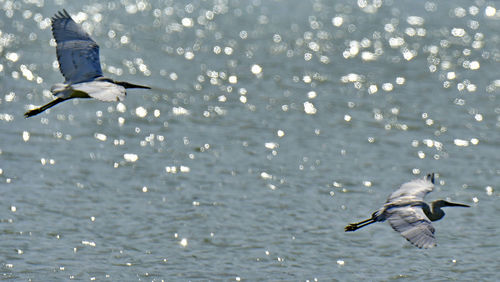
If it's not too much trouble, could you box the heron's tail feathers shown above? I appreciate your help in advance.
[51,83,67,94]
[24,98,66,118]
[51,83,78,100]
[51,83,90,99]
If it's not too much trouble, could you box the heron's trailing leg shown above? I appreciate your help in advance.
[344,217,376,232]
[25,98,67,118]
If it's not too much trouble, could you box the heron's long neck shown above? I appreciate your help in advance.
[423,202,445,221]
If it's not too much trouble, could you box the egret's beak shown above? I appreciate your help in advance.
[443,201,470,208]
[116,81,151,89]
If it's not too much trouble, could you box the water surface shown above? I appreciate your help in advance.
[0,0,498,280]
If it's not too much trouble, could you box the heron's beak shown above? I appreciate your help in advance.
[444,201,470,208]
[117,81,151,89]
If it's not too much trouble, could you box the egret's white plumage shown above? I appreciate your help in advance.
[386,175,434,203]
[52,80,126,102]
[72,81,126,102]
[345,173,470,249]
[25,9,150,118]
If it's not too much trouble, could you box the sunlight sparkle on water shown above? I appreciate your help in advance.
[469,61,480,70]
[251,64,262,75]
[22,131,30,142]
[260,172,272,180]
[5,92,16,102]
[332,16,343,27]
[123,153,139,162]
[485,6,496,17]
[453,139,469,147]
[20,65,34,81]
[361,51,377,61]
[116,103,126,112]
[120,36,129,45]
[382,83,394,91]
[179,238,188,247]
[165,166,190,173]
[451,28,466,37]
[185,51,195,60]
[303,101,317,115]
[40,158,55,166]
[228,75,238,84]
[181,17,194,27]
[135,106,147,118]
[485,186,494,196]
[368,84,378,94]
[172,107,189,115]
[6,52,19,62]
[81,240,96,247]
[94,133,107,142]
[418,151,425,159]
[395,77,406,85]
[407,16,424,26]
[265,142,278,150]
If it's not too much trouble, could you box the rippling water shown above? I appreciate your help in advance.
[0,0,499,280]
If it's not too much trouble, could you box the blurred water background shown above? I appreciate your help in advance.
[0,0,499,280]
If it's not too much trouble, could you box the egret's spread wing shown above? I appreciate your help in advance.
[387,174,434,203]
[72,81,125,102]
[52,10,103,83]
[386,205,436,248]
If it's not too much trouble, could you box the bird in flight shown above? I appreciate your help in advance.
[25,9,150,118]
[345,173,470,248]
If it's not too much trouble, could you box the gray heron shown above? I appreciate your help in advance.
[345,173,469,248]
[25,9,150,118]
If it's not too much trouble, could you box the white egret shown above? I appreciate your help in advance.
[25,9,150,118]
[345,173,470,248]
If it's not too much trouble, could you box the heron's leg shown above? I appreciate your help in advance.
[25,98,66,118]
[344,217,376,232]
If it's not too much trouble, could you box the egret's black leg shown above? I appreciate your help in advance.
[345,217,376,232]
[25,98,66,118]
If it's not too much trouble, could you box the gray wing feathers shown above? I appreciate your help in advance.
[387,206,436,248]
[52,9,102,83]
[387,175,434,203]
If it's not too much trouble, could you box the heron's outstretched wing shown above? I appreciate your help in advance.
[387,173,434,203]
[386,205,436,248]
[51,9,103,83]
